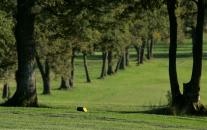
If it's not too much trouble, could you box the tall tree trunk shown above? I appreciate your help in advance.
[167,0,182,106]
[125,47,130,66]
[35,53,51,95]
[140,40,146,64]
[149,37,154,58]
[134,45,141,65]
[147,39,151,60]
[99,51,108,79]
[2,83,10,99]
[183,0,205,111]
[119,52,126,70]
[147,37,153,60]
[83,52,91,83]
[70,48,76,87]
[42,59,50,94]
[115,56,121,73]
[4,0,38,107]
[59,76,70,90]
[107,51,114,75]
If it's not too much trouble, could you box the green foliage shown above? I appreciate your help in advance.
[0,0,16,14]
[0,0,197,90]
[178,0,197,37]
[0,0,170,83]
[0,10,16,80]
[35,15,72,78]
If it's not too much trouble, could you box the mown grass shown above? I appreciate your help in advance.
[1,42,207,129]
[1,106,207,130]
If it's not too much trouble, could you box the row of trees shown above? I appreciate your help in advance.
[0,0,206,115]
[0,0,167,106]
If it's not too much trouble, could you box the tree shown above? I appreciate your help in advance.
[35,1,73,90]
[35,53,51,94]
[167,0,182,108]
[34,7,66,93]
[83,52,91,83]
[167,0,206,114]
[107,50,114,75]
[99,51,108,78]
[183,0,206,113]
[4,0,38,107]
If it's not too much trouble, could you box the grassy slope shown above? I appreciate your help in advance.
[1,43,207,129]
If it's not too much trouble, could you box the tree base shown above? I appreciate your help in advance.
[171,96,207,115]
[98,76,106,79]
[2,93,38,107]
[86,80,91,83]
[42,91,51,95]
[59,77,71,90]
[58,87,71,90]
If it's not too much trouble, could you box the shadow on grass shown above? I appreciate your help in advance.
[107,105,173,116]
[130,53,193,59]
[108,104,207,116]
[75,52,207,60]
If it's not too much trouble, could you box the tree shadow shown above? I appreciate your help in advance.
[130,53,193,59]
[107,104,207,116]
[107,105,173,116]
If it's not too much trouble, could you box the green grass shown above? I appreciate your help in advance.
[1,42,207,129]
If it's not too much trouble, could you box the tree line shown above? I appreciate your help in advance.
[0,0,206,115]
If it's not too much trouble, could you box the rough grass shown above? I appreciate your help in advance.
[1,42,207,129]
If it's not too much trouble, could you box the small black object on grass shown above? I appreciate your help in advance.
[77,107,88,112]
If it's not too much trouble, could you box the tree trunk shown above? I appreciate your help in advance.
[83,53,91,83]
[125,47,130,66]
[59,76,70,90]
[119,52,126,70]
[149,37,154,58]
[134,45,141,65]
[4,0,38,107]
[167,0,182,106]
[70,48,76,87]
[42,59,50,94]
[107,51,114,75]
[147,39,151,60]
[35,53,51,95]
[2,83,10,99]
[147,37,153,60]
[115,56,121,73]
[140,40,146,64]
[99,51,108,79]
[183,0,205,113]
